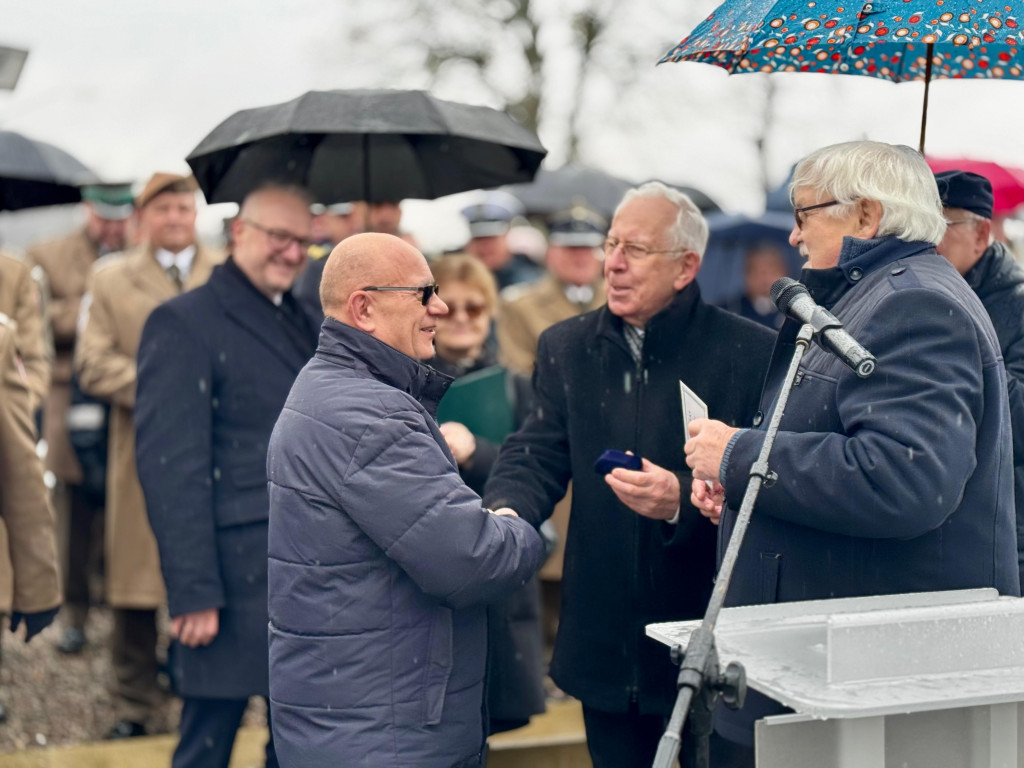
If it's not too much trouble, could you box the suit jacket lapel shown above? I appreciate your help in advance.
[212,265,313,373]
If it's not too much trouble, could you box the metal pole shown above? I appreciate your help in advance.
[919,42,934,155]
[653,324,816,768]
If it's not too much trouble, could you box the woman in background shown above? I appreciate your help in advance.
[431,254,546,734]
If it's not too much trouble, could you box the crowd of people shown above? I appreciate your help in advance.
[0,139,1021,768]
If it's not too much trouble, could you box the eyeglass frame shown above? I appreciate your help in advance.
[361,284,441,306]
[793,200,841,229]
[242,218,314,251]
[602,236,684,260]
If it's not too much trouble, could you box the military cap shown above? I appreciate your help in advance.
[81,183,134,220]
[934,170,994,220]
[461,191,523,239]
[135,172,199,210]
[547,202,607,247]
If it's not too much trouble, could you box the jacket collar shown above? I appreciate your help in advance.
[801,236,934,309]
[596,279,701,349]
[317,317,452,412]
[964,240,1024,297]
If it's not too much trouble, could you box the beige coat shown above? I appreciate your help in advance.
[0,251,51,412]
[27,229,102,482]
[496,274,606,376]
[0,319,62,614]
[75,243,223,608]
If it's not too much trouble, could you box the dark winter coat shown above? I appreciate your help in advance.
[963,240,1024,588]
[135,259,317,698]
[715,237,1020,745]
[483,283,775,715]
[432,350,545,731]
[267,318,546,768]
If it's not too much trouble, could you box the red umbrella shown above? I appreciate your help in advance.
[926,156,1024,214]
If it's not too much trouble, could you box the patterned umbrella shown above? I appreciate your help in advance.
[661,0,1024,152]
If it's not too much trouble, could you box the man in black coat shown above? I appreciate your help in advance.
[934,169,1024,589]
[136,184,317,768]
[483,182,775,768]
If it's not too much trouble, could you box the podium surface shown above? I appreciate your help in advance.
[648,589,1024,767]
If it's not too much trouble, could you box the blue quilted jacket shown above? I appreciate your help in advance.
[267,318,545,768]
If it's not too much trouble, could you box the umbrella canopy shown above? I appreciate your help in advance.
[186,89,547,204]
[0,129,98,211]
[699,210,802,304]
[503,164,634,219]
[927,156,1024,214]
[661,0,1024,151]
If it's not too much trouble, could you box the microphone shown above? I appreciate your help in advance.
[770,277,877,378]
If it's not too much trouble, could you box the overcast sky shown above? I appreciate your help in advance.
[2,0,1024,251]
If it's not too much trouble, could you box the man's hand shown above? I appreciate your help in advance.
[439,421,477,467]
[692,478,726,526]
[604,457,680,520]
[684,418,739,483]
[490,507,519,517]
[171,608,219,648]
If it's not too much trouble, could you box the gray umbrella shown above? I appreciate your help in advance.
[186,89,547,204]
[502,164,635,219]
[0,129,98,211]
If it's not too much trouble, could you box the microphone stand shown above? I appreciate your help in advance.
[652,323,817,768]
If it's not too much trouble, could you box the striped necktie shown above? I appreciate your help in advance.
[623,323,644,364]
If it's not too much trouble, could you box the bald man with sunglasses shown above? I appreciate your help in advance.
[266,233,545,768]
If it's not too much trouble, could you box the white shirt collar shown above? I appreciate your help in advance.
[155,245,196,277]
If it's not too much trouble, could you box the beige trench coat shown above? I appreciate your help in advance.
[0,251,51,411]
[75,243,223,608]
[0,319,62,614]
[496,273,606,377]
[27,228,102,482]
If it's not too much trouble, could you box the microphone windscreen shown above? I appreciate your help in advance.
[770,277,806,313]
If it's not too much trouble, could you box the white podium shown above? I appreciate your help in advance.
[647,589,1024,768]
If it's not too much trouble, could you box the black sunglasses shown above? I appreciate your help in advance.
[361,284,441,306]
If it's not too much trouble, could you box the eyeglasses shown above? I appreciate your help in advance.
[793,200,840,228]
[945,219,977,228]
[243,219,314,251]
[602,237,681,260]
[440,301,488,320]
[361,284,441,306]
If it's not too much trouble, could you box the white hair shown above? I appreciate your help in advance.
[790,141,946,246]
[615,181,709,257]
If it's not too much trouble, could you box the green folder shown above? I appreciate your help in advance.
[436,365,516,443]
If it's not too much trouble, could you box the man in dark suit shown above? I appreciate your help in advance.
[135,183,317,768]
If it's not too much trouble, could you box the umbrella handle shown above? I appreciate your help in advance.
[919,42,933,155]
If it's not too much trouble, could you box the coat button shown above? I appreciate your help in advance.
[849,267,863,281]
[752,411,764,427]
[891,265,906,275]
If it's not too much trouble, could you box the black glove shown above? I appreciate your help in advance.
[10,606,59,643]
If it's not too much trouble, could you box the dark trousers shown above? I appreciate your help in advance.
[110,608,161,724]
[173,697,277,768]
[582,703,669,768]
[62,484,104,628]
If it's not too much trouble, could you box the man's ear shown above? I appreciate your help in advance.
[347,291,375,332]
[856,199,883,239]
[672,250,701,291]
[975,218,993,254]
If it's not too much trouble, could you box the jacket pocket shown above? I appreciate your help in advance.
[423,607,454,725]
[758,552,781,604]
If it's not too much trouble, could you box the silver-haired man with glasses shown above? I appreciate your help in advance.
[483,181,775,767]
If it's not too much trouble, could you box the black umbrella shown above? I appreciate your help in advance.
[186,89,547,204]
[502,164,635,220]
[0,129,98,211]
